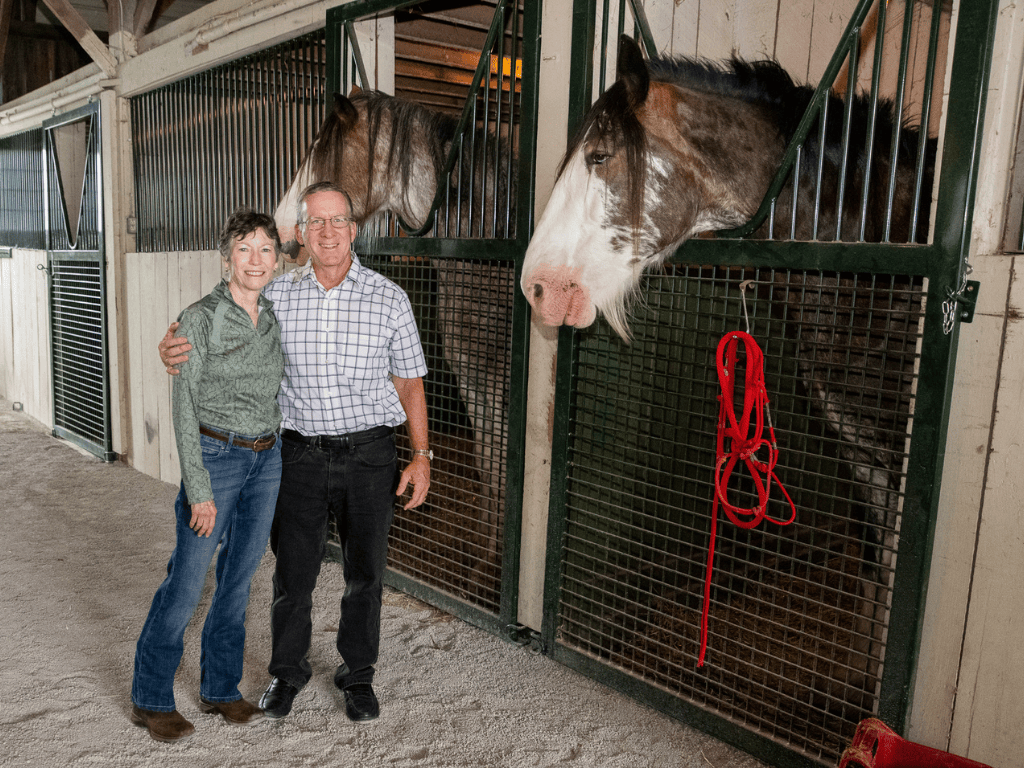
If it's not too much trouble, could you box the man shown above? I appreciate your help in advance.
[159,182,431,723]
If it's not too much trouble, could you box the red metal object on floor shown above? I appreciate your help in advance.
[838,719,994,768]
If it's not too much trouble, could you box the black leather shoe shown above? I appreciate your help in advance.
[259,678,299,719]
[341,683,379,722]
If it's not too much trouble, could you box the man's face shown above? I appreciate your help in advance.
[296,190,358,272]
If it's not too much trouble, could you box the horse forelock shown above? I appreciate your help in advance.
[360,91,458,218]
[560,80,649,253]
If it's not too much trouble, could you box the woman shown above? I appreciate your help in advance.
[131,209,284,742]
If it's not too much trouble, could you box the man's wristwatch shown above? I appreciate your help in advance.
[414,449,433,461]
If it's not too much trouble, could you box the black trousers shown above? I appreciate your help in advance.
[267,429,397,689]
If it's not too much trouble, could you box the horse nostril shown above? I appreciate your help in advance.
[532,284,544,299]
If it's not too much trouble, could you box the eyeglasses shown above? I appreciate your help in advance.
[304,215,354,230]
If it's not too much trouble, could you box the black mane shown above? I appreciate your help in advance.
[563,51,934,242]
[647,55,926,174]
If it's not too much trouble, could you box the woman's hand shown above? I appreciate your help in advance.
[189,500,218,538]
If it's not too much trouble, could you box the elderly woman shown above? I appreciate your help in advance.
[131,210,284,742]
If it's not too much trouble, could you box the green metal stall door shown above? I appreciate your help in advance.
[541,0,998,766]
[325,0,540,636]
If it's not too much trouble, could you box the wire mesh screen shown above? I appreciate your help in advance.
[130,31,326,251]
[338,253,515,614]
[557,264,924,764]
[50,255,110,457]
[0,128,45,249]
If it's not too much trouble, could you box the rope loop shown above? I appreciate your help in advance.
[699,331,797,667]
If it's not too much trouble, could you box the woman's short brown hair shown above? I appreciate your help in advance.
[218,209,281,260]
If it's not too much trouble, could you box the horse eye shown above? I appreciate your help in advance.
[588,152,607,167]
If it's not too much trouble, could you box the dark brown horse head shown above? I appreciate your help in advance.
[522,36,783,339]
[522,35,930,340]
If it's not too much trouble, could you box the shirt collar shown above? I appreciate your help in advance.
[218,278,275,311]
[291,251,366,290]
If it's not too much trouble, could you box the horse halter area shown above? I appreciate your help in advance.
[108,0,997,765]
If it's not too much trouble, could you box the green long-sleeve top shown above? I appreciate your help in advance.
[172,280,284,504]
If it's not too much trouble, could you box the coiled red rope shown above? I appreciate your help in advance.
[698,330,797,667]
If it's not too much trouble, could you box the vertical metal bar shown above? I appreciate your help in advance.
[789,146,801,239]
[491,4,505,239]
[857,0,888,241]
[835,40,860,241]
[910,2,946,244]
[599,0,611,94]
[883,0,918,242]
[812,96,829,240]
[504,2,520,238]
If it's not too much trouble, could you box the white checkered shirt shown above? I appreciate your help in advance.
[262,254,428,435]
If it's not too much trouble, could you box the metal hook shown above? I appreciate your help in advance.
[738,280,757,334]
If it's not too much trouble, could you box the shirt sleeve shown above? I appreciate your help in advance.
[388,292,428,379]
[172,308,213,505]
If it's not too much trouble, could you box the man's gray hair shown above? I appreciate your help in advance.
[296,182,355,231]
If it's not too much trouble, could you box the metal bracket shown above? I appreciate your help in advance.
[957,280,981,323]
[506,624,547,654]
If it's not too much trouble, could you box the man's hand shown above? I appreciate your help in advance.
[189,499,217,537]
[396,455,430,510]
[159,321,192,375]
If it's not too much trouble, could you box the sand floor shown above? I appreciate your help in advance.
[0,400,767,768]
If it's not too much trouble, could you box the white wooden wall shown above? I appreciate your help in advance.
[0,249,53,428]
[123,251,225,489]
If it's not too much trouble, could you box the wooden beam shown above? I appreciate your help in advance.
[39,0,117,76]
[0,0,14,78]
[111,0,137,40]
[133,0,160,39]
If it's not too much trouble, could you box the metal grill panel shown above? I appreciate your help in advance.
[558,265,923,762]
[130,31,327,251]
[350,254,516,615]
[539,0,996,765]
[49,255,109,454]
[0,128,45,249]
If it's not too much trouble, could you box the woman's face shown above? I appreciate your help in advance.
[228,228,277,295]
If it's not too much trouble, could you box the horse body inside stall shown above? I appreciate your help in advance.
[522,35,934,693]
[275,89,516,554]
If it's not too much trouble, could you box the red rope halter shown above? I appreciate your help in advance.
[699,330,797,667]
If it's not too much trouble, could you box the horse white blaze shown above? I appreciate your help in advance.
[523,151,640,338]
[274,163,315,261]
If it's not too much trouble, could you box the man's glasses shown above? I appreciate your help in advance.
[304,215,354,230]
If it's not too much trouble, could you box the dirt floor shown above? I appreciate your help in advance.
[0,399,768,768]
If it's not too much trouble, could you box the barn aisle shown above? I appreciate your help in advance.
[0,399,765,768]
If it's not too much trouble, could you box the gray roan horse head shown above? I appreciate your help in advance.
[522,34,935,698]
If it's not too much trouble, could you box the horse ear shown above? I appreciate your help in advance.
[616,35,649,106]
[348,84,362,97]
[332,92,359,132]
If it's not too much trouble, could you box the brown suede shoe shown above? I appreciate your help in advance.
[199,696,265,725]
[130,706,195,742]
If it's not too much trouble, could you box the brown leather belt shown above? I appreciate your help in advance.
[199,425,278,452]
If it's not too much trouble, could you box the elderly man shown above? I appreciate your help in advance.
[160,181,430,722]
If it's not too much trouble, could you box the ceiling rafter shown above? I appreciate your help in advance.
[40,0,117,76]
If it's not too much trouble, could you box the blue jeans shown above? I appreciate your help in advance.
[132,432,282,711]
[268,430,397,689]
